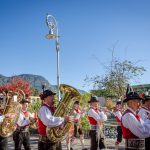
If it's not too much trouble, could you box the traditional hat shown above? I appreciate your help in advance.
[123,92,142,103]
[74,100,79,105]
[20,99,30,104]
[116,100,121,105]
[40,89,56,100]
[88,96,99,103]
[143,95,150,101]
[141,94,150,103]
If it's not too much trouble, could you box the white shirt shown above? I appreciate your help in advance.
[113,110,122,121]
[122,107,150,138]
[138,107,149,122]
[17,112,31,127]
[0,115,4,123]
[88,107,107,122]
[38,105,64,127]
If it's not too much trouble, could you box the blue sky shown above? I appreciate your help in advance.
[0,0,150,91]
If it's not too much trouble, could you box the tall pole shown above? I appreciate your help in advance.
[46,14,60,101]
[56,28,60,101]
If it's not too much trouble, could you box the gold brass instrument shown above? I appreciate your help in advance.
[46,84,81,143]
[29,112,38,129]
[0,90,23,137]
[29,120,38,129]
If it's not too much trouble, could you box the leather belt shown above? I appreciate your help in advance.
[125,139,145,150]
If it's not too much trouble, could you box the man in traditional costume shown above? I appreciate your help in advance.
[88,96,107,150]
[66,100,87,150]
[113,100,123,147]
[138,94,150,150]
[121,92,150,150]
[38,89,70,150]
[13,98,35,150]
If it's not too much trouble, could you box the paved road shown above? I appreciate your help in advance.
[8,135,125,150]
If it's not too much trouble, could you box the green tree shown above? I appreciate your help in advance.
[31,88,40,96]
[28,98,41,113]
[85,50,146,98]
[80,92,91,108]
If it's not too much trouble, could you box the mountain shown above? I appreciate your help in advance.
[0,74,53,91]
[0,74,86,93]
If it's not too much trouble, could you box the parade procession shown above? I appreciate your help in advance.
[0,81,150,150]
[1,1,150,150]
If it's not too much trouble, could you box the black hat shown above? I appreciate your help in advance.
[88,96,99,103]
[20,99,30,104]
[74,100,79,105]
[40,89,56,100]
[142,95,150,104]
[116,100,121,105]
[123,92,142,103]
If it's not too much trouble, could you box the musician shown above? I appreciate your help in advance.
[138,95,150,150]
[0,94,18,150]
[38,89,71,150]
[113,100,123,146]
[0,112,17,150]
[13,98,35,150]
[121,92,150,150]
[87,96,107,150]
[66,101,87,150]
[0,114,8,150]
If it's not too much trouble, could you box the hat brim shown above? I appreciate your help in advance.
[116,101,121,105]
[51,92,56,95]
[20,99,30,103]
[88,100,99,103]
[123,97,142,103]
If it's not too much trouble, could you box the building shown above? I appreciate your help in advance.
[132,84,150,94]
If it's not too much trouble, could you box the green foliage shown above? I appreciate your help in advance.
[31,88,40,96]
[80,92,91,108]
[90,89,116,98]
[28,97,41,113]
[85,56,146,98]
[81,115,90,130]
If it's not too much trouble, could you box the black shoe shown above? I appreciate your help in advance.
[82,149,88,150]
[70,147,73,150]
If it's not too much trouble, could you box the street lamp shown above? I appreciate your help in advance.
[46,14,60,101]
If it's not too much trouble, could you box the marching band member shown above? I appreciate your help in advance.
[87,96,107,150]
[13,98,35,150]
[121,92,150,150]
[66,100,87,150]
[113,100,123,146]
[138,95,150,150]
[38,89,71,150]
[0,113,8,150]
[0,95,17,150]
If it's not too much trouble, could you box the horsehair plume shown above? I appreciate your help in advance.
[126,84,134,96]
[42,84,45,94]
[126,84,130,96]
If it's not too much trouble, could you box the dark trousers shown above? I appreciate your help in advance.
[13,131,31,150]
[38,141,62,150]
[145,137,150,150]
[117,125,122,143]
[74,124,83,137]
[89,130,106,150]
[0,136,8,150]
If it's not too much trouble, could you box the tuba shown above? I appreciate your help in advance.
[0,90,23,137]
[46,84,81,143]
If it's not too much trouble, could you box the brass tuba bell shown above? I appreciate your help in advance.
[0,90,24,137]
[46,84,81,143]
